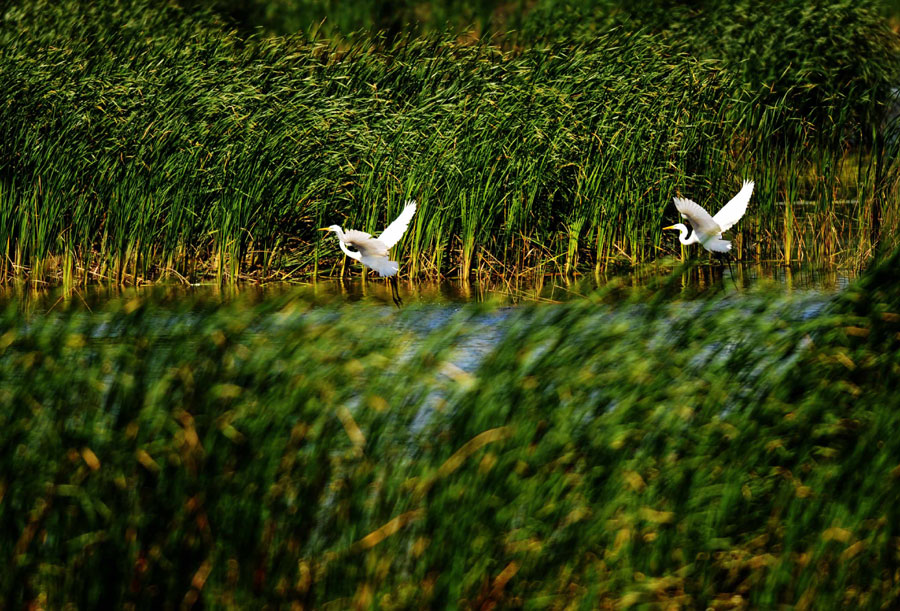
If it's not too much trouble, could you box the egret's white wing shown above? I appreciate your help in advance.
[713,180,754,233]
[673,197,720,236]
[343,229,388,258]
[342,229,373,241]
[377,200,417,249]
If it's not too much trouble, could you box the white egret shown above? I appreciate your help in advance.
[319,199,417,306]
[664,181,754,253]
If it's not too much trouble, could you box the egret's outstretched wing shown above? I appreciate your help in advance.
[713,180,754,233]
[673,197,720,236]
[377,200,417,249]
[342,229,373,242]
[342,229,388,258]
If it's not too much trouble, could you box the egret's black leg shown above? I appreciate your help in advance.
[723,253,737,290]
[389,275,403,308]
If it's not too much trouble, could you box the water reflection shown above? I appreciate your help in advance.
[0,261,857,313]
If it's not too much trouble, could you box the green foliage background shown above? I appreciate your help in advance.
[0,0,897,283]
[2,2,900,606]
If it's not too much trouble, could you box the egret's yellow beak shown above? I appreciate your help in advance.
[662,225,677,231]
[318,227,331,232]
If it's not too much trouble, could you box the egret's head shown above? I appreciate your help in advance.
[663,223,686,232]
[318,225,341,234]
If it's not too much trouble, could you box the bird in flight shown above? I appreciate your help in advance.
[319,199,417,306]
[664,181,754,253]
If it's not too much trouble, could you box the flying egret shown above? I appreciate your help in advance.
[664,181,754,253]
[319,199,417,306]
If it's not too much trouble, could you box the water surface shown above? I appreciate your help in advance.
[0,261,857,313]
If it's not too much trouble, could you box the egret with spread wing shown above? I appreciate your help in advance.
[664,181,754,253]
[319,199,417,306]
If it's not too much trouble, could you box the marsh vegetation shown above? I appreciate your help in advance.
[2,0,900,607]
[1,0,898,285]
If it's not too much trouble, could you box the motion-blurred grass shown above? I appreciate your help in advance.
[1,245,899,607]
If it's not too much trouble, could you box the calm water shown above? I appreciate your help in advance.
[0,261,857,312]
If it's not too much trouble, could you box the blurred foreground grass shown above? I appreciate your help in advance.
[1,247,899,608]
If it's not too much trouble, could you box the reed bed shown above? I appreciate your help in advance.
[1,243,898,608]
[0,0,897,285]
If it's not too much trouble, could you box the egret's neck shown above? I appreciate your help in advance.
[676,224,698,245]
[332,228,362,262]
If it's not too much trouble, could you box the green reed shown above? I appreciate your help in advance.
[1,243,899,608]
[0,0,897,286]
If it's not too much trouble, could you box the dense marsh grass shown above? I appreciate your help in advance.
[1,243,899,607]
[0,0,897,285]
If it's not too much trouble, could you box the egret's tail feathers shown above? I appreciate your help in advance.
[362,255,400,277]
[703,238,732,253]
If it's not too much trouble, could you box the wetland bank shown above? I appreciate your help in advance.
[1,0,899,608]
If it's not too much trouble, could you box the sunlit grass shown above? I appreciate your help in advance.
[0,0,897,287]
